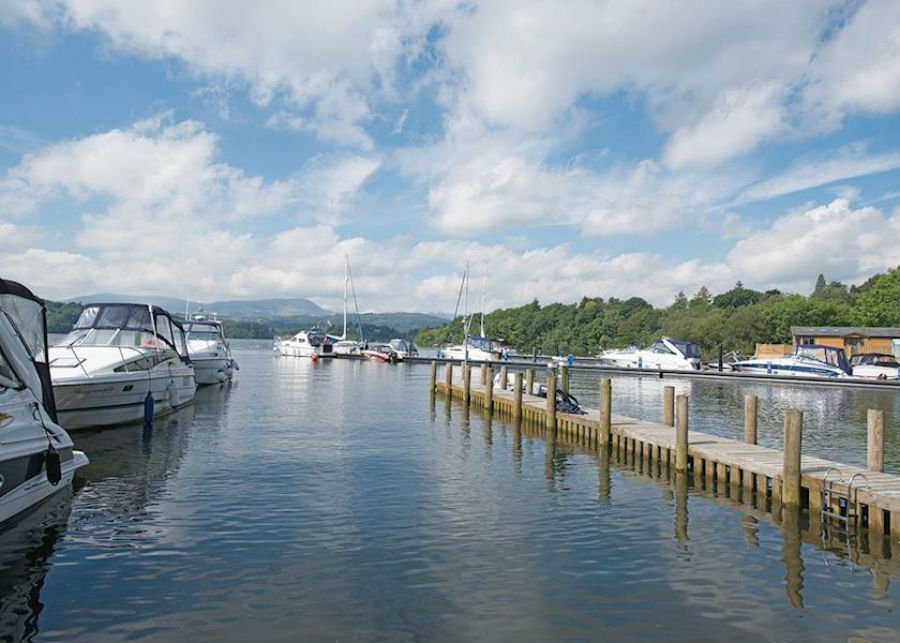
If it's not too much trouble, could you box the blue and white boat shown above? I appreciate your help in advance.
[732,344,851,378]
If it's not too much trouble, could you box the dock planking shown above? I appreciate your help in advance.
[431,362,900,543]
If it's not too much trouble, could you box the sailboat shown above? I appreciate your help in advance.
[330,255,366,355]
[438,262,503,362]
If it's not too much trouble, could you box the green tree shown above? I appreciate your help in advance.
[851,267,900,326]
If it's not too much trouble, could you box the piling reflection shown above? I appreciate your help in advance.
[597,446,611,504]
[674,472,689,551]
[781,506,805,609]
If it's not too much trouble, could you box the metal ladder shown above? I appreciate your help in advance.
[820,468,869,571]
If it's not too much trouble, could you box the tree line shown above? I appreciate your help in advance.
[414,267,900,359]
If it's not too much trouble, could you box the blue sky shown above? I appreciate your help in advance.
[1,0,899,314]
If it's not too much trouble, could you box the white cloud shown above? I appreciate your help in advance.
[664,84,785,169]
[736,144,900,205]
[727,199,900,290]
[294,154,380,225]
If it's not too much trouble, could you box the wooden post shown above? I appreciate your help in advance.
[675,394,689,472]
[742,394,758,490]
[744,395,758,444]
[463,363,471,406]
[513,372,523,420]
[663,386,674,426]
[445,363,453,399]
[561,365,569,394]
[480,363,487,385]
[546,370,557,432]
[868,409,885,473]
[485,365,494,413]
[429,361,437,393]
[526,369,535,396]
[500,366,508,391]
[599,378,611,446]
[783,409,803,507]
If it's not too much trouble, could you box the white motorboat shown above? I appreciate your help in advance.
[849,353,900,380]
[731,344,852,378]
[273,329,335,358]
[439,336,502,361]
[49,303,197,430]
[184,315,238,385]
[599,337,702,371]
[0,278,88,525]
[389,339,418,359]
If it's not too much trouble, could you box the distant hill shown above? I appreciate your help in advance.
[68,293,330,318]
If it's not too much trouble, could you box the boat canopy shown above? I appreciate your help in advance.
[0,277,57,420]
[795,344,851,374]
[62,303,189,358]
[656,338,701,359]
[185,319,224,341]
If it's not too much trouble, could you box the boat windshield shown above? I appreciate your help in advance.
[186,322,222,342]
[60,304,182,353]
[468,336,497,351]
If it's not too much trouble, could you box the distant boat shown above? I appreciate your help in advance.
[389,338,418,359]
[362,343,402,363]
[849,353,900,379]
[183,314,238,385]
[438,261,503,361]
[731,344,851,378]
[599,337,701,371]
[0,277,89,524]
[329,255,366,356]
[273,329,335,358]
[49,302,197,429]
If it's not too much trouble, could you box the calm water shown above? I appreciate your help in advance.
[2,341,900,642]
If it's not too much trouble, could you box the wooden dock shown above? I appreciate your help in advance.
[430,362,900,546]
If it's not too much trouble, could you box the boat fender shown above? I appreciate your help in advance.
[311,353,319,363]
[45,447,62,486]
[167,380,179,407]
[143,391,155,424]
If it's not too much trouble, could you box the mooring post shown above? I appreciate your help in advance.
[480,363,487,385]
[561,365,569,394]
[485,365,494,413]
[463,363,471,406]
[445,363,453,399]
[500,366,508,390]
[675,394,689,472]
[526,369,535,396]
[546,369,557,432]
[663,386,674,426]
[783,409,803,507]
[599,378,612,447]
[513,372,523,420]
[868,409,885,473]
[429,361,437,394]
[742,394,758,491]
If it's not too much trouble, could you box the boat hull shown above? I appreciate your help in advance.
[0,451,88,526]
[53,369,196,430]
[192,357,235,385]
[732,361,845,378]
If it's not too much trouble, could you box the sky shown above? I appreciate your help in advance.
[1,0,899,315]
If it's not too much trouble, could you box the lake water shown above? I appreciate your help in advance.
[2,340,900,642]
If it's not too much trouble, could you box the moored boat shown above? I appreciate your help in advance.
[849,353,900,380]
[184,315,238,385]
[0,278,88,525]
[273,329,335,358]
[731,344,851,378]
[362,343,402,363]
[49,303,197,430]
[599,337,701,371]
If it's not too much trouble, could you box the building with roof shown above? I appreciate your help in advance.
[791,326,900,357]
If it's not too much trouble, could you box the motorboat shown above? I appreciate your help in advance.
[183,315,238,385]
[599,337,702,371]
[849,353,900,379]
[439,336,503,361]
[273,329,334,358]
[389,339,418,359]
[332,340,362,356]
[0,277,88,525]
[731,344,851,378]
[362,343,402,363]
[49,303,197,430]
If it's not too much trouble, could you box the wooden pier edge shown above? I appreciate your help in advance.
[434,364,900,543]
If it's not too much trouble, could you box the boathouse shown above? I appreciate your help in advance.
[791,326,900,357]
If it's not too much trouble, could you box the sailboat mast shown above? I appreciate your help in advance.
[341,255,349,341]
[480,261,487,338]
[463,261,470,363]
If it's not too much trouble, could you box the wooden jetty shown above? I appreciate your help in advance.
[430,362,900,545]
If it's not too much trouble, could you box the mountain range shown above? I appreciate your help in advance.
[68,293,330,319]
